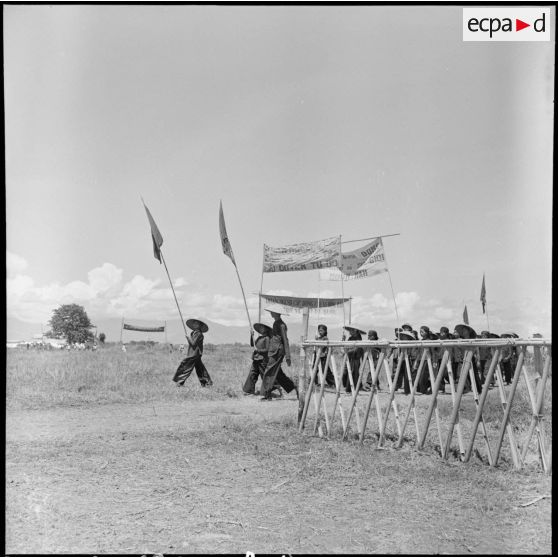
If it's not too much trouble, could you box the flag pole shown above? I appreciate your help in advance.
[259,244,265,323]
[160,252,189,338]
[339,235,347,330]
[342,232,400,244]
[233,262,253,335]
[380,238,399,324]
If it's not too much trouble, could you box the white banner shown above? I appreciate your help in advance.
[263,236,341,273]
[319,237,388,281]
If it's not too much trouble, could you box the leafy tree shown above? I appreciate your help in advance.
[99,332,106,344]
[47,304,95,344]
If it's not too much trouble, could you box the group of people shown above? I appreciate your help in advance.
[173,306,298,401]
[171,311,524,399]
[312,321,522,396]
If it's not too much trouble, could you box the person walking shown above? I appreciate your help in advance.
[342,325,365,393]
[243,323,272,395]
[173,318,213,387]
[260,306,297,401]
[313,324,335,389]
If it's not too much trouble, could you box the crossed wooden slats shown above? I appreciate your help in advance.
[298,340,552,473]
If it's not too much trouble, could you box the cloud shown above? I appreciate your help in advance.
[6,251,29,276]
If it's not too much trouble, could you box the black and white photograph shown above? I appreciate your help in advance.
[4,3,553,555]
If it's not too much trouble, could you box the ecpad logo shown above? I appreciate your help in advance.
[463,8,551,41]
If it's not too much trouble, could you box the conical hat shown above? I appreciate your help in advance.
[398,331,415,341]
[253,323,272,335]
[344,324,366,335]
[264,305,289,316]
[186,318,209,333]
[454,323,477,339]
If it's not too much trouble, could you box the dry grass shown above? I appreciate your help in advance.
[5,344,552,554]
[6,344,264,409]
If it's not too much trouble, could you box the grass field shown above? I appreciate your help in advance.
[5,344,552,554]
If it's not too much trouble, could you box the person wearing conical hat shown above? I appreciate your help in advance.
[260,306,297,401]
[342,325,365,393]
[394,328,414,395]
[243,323,273,395]
[500,332,519,385]
[313,324,335,389]
[173,318,213,387]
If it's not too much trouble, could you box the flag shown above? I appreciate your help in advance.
[480,274,486,314]
[219,201,236,265]
[142,200,163,263]
[463,305,469,325]
[320,237,387,281]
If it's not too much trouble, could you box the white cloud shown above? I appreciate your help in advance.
[6,251,28,276]
[88,263,123,293]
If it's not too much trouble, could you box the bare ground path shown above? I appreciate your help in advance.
[6,394,552,555]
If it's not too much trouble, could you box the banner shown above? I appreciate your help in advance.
[142,200,164,264]
[219,200,236,265]
[263,236,341,273]
[319,237,388,281]
[260,293,350,316]
[480,274,486,313]
[123,323,165,332]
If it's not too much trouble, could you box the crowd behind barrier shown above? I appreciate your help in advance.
[298,323,552,474]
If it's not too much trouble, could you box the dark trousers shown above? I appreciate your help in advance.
[261,351,296,397]
[173,355,212,386]
[342,356,362,392]
[313,355,335,387]
[501,360,513,384]
[394,359,411,394]
[243,359,265,394]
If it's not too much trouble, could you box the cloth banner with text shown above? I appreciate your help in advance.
[319,237,388,281]
[260,293,350,316]
[122,323,166,332]
[263,236,341,273]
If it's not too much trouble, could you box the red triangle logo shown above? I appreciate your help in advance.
[516,19,530,31]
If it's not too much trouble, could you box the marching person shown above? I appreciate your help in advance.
[313,324,335,389]
[417,326,433,394]
[453,324,482,393]
[243,323,273,395]
[500,333,519,385]
[478,330,492,385]
[342,325,365,393]
[260,306,297,401]
[362,329,381,391]
[173,318,213,387]
[395,328,414,395]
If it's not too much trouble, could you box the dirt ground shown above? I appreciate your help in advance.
[5,393,552,555]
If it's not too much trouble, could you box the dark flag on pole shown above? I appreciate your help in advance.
[480,274,486,314]
[463,305,469,325]
[142,199,164,263]
[219,200,236,265]
[219,201,254,346]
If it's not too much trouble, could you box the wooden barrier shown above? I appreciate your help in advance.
[298,338,552,474]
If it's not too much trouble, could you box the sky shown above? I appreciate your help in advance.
[4,5,554,340]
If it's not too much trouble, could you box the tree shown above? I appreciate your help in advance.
[99,332,106,344]
[47,304,95,344]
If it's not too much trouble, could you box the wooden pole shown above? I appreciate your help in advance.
[160,253,189,339]
[259,245,265,322]
[341,233,400,244]
[379,353,404,446]
[232,262,253,340]
[463,349,502,464]
[492,349,525,467]
[519,349,551,469]
[418,350,449,450]
[359,351,386,443]
[443,350,474,460]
